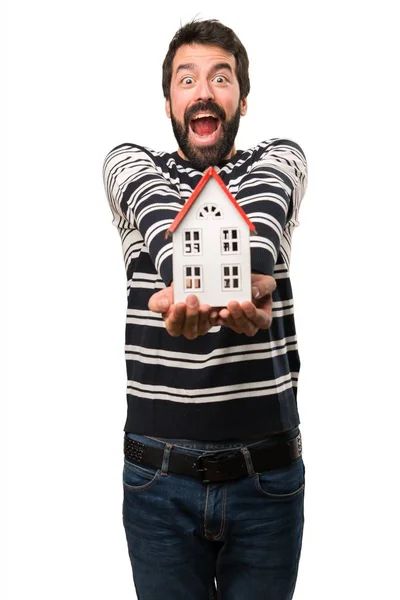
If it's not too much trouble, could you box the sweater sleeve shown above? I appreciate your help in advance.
[235,138,308,276]
[102,143,182,286]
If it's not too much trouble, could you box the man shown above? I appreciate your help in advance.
[103,18,307,600]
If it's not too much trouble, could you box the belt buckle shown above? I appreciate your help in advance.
[192,450,240,483]
[192,455,211,483]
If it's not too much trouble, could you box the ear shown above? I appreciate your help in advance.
[165,99,171,119]
[240,97,248,116]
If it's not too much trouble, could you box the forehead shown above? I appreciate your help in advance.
[172,44,237,74]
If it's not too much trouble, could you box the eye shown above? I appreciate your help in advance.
[214,75,228,83]
[182,76,194,85]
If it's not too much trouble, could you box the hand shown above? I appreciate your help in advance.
[209,274,276,336]
[148,284,212,339]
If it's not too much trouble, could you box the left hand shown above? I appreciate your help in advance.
[209,274,276,336]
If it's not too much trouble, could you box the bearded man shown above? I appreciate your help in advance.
[103,17,308,600]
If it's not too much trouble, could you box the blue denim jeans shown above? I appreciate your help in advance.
[122,428,305,600]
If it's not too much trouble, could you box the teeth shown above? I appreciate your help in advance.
[192,113,217,120]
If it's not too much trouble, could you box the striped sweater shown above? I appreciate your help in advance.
[103,138,307,440]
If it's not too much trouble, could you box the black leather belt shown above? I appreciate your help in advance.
[124,430,302,484]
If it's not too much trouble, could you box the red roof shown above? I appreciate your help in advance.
[165,167,256,237]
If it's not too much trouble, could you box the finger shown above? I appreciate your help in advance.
[148,292,171,314]
[218,307,230,320]
[148,285,174,313]
[208,308,219,327]
[209,309,220,322]
[226,301,258,336]
[251,275,276,302]
[242,300,272,329]
[226,301,247,332]
[216,308,238,330]
[217,305,243,332]
[182,295,200,339]
[217,315,241,333]
[198,305,211,336]
[217,314,243,333]
[218,314,257,336]
[209,313,219,327]
[165,302,186,336]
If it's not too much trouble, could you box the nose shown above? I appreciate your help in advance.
[195,78,214,102]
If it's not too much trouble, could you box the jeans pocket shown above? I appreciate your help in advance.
[123,458,162,492]
[253,456,305,499]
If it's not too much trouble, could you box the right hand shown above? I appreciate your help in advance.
[148,284,213,339]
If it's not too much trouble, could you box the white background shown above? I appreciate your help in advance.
[5,1,400,598]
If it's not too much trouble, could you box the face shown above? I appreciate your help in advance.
[166,43,247,171]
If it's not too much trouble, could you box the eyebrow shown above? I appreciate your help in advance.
[211,62,234,74]
[175,63,196,75]
[175,62,234,76]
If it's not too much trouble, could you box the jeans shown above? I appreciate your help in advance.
[122,427,305,600]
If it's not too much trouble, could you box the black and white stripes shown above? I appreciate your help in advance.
[103,138,307,440]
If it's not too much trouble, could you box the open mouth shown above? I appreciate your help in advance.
[189,113,221,143]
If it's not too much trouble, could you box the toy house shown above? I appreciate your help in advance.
[166,167,257,307]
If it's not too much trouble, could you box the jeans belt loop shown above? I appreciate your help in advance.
[161,443,173,476]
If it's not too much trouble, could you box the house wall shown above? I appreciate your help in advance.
[172,178,252,306]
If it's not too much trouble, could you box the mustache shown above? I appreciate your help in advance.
[184,101,226,128]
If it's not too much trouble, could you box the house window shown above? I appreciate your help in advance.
[221,228,240,253]
[183,229,202,254]
[184,266,203,291]
[222,265,241,290]
[197,204,223,219]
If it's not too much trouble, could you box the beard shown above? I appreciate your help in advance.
[170,100,241,171]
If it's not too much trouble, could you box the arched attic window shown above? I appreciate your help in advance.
[197,204,223,219]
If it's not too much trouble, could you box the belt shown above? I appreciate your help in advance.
[124,430,302,484]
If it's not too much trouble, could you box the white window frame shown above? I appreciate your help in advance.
[221,264,241,290]
[183,229,202,255]
[221,228,240,254]
[184,265,203,292]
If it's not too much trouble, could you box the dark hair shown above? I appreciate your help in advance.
[162,19,250,101]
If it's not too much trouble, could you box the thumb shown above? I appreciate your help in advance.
[148,287,173,313]
[251,275,276,300]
